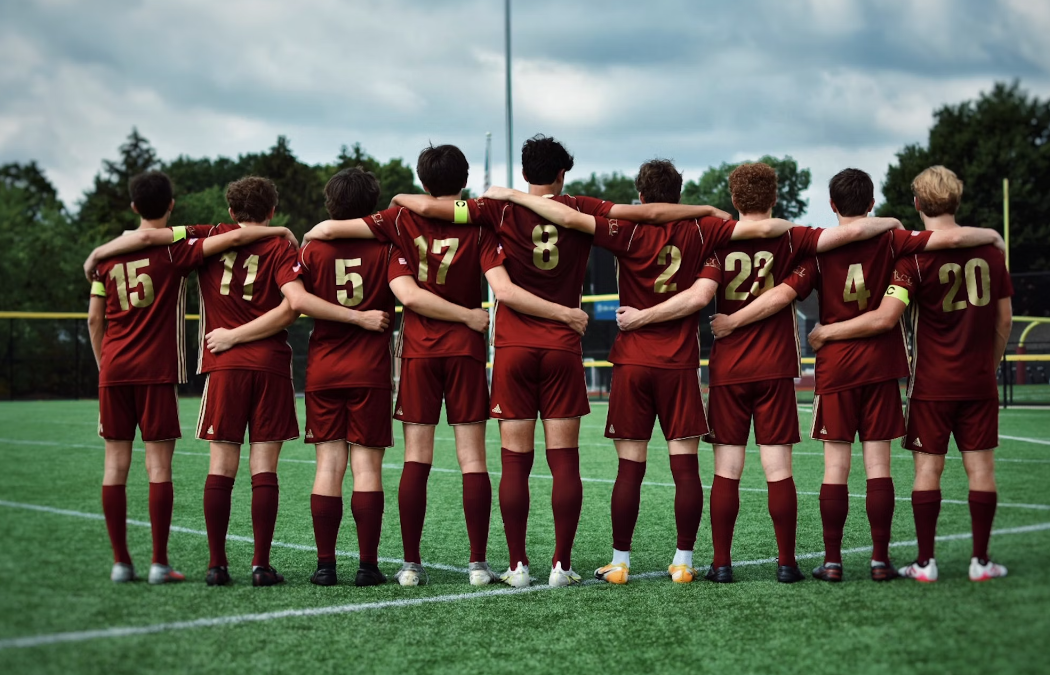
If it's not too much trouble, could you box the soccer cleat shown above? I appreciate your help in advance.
[393,562,427,587]
[969,558,1007,582]
[898,559,938,583]
[468,561,501,586]
[147,563,185,585]
[205,565,231,586]
[252,565,285,587]
[594,562,630,585]
[111,562,136,583]
[870,560,900,582]
[500,562,531,588]
[812,562,843,582]
[355,566,387,587]
[705,565,734,583]
[776,565,805,583]
[310,566,338,586]
[548,562,582,587]
[668,564,699,584]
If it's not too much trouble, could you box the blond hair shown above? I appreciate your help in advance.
[912,165,963,217]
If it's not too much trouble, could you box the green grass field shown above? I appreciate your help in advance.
[1,398,1048,674]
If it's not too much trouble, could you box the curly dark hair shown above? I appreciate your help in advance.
[635,159,682,204]
[225,176,279,223]
[728,163,777,214]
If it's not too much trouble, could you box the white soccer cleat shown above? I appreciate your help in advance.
[111,562,136,583]
[500,562,531,588]
[969,558,1008,582]
[148,563,186,585]
[548,562,582,587]
[898,559,938,583]
[468,561,501,586]
[393,562,427,587]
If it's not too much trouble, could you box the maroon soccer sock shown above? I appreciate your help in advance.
[819,483,849,565]
[350,491,384,566]
[969,490,997,560]
[203,474,234,568]
[398,461,431,564]
[767,477,798,567]
[669,454,703,551]
[499,448,534,568]
[866,477,895,563]
[102,484,132,565]
[611,458,646,552]
[912,490,941,563]
[250,472,279,568]
[711,475,741,568]
[462,472,492,563]
[310,494,343,566]
[546,447,583,569]
[148,481,174,566]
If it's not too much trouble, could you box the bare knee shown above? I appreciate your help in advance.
[615,440,648,463]
[499,420,536,452]
[823,442,852,483]
[144,441,175,483]
[209,442,241,477]
[403,424,435,465]
[455,422,488,474]
[542,418,581,450]
[314,442,349,496]
[760,445,793,482]
[963,451,996,492]
[713,445,745,480]
[350,446,385,493]
[103,441,133,485]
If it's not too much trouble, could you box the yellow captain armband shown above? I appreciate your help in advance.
[453,200,469,224]
[90,281,106,297]
[171,226,187,242]
[885,285,910,306]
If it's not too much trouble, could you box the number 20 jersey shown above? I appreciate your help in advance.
[785,228,932,394]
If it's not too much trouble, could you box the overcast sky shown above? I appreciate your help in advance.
[2,0,1048,227]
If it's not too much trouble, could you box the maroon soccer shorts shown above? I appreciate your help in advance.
[903,398,998,455]
[395,356,488,425]
[98,384,181,442]
[811,379,905,443]
[489,347,590,421]
[605,365,708,442]
[197,370,299,445]
[305,387,394,448]
[705,378,801,446]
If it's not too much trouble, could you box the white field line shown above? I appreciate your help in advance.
[999,434,1050,446]
[0,509,1047,652]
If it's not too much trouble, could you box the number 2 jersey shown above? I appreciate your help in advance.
[699,226,822,385]
[784,228,932,394]
[892,244,1012,400]
[594,215,738,368]
[187,223,300,377]
[91,227,205,386]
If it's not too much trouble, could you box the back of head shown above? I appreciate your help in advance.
[635,159,682,204]
[226,176,279,223]
[129,170,173,220]
[728,163,777,215]
[416,144,468,198]
[325,167,381,220]
[912,165,963,217]
[521,134,574,185]
[828,168,874,217]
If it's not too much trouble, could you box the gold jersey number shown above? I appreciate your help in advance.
[413,236,460,285]
[842,263,871,310]
[108,259,155,311]
[939,258,991,312]
[724,251,774,300]
[335,258,364,307]
[532,225,560,271]
[219,251,260,301]
[654,245,682,293]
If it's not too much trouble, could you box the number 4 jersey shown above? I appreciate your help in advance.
[785,228,932,394]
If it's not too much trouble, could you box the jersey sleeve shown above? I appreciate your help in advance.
[387,246,413,282]
[699,217,737,251]
[783,257,817,300]
[884,256,918,306]
[167,230,206,272]
[892,229,934,257]
[363,206,401,244]
[699,255,722,282]
[184,224,217,239]
[294,245,313,292]
[478,227,505,273]
[790,226,822,260]
[467,198,503,228]
[592,217,634,256]
[572,195,614,217]
[273,241,301,288]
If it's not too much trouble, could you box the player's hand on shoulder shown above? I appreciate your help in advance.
[566,308,589,336]
[710,313,734,339]
[205,328,238,354]
[482,186,515,201]
[355,310,390,332]
[808,323,828,351]
[465,308,490,333]
[282,228,299,249]
[83,252,99,282]
[991,231,1006,252]
[616,306,642,332]
[711,208,733,221]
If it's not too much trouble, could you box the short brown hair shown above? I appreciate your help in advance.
[128,171,173,220]
[225,176,279,223]
[635,159,682,204]
[828,168,874,217]
[416,144,469,197]
[325,167,380,220]
[728,163,777,215]
[912,165,963,217]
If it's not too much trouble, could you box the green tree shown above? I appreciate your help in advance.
[77,128,160,240]
[331,143,422,210]
[565,172,638,203]
[877,80,1050,271]
[252,136,326,238]
[682,156,811,220]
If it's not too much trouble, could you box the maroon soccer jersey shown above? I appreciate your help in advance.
[784,228,932,393]
[295,240,398,391]
[593,215,737,368]
[92,229,205,385]
[892,244,1012,400]
[468,195,613,354]
[700,226,822,385]
[189,224,300,377]
[364,206,502,362]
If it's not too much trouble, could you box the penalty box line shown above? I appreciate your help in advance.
[0,503,1047,652]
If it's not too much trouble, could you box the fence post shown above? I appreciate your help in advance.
[74,319,80,399]
[7,318,12,400]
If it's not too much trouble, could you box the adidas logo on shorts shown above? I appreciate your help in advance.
[608,424,615,434]
[913,437,923,448]
[207,425,215,435]
[492,404,502,414]
[820,426,827,435]
[306,429,314,439]
[396,407,403,416]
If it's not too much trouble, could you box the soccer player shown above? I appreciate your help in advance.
[391,136,734,588]
[83,170,294,583]
[616,162,903,584]
[710,168,1005,582]
[306,145,586,587]
[484,158,800,585]
[806,166,1012,582]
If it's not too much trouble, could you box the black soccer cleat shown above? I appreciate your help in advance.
[776,565,805,583]
[252,565,285,587]
[310,566,338,587]
[205,566,231,586]
[870,560,900,582]
[705,565,734,583]
[355,566,388,587]
[812,562,843,582]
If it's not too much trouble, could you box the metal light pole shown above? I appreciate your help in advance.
[504,0,513,188]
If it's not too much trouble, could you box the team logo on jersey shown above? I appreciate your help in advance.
[913,437,923,448]
[492,404,502,414]
[306,429,314,439]
[794,266,808,278]
[607,219,619,236]
[608,424,616,434]
[373,212,386,227]
[892,269,912,285]
[820,426,827,435]
[207,425,215,435]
